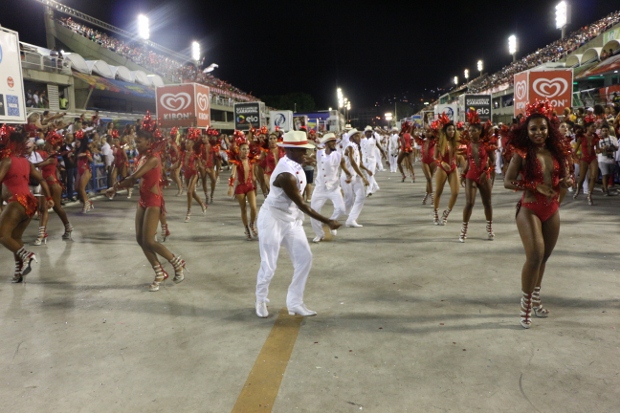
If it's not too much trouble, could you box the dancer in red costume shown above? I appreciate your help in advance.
[504,101,572,329]
[33,130,73,244]
[208,128,223,183]
[109,131,130,199]
[166,127,185,196]
[573,115,599,205]
[432,114,461,225]
[397,122,415,182]
[250,127,269,198]
[199,129,218,204]
[0,128,54,282]
[417,127,437,204]
[458,109,496,243]
[260,132,285,194]
[74,130,93,213]
[106,113,186,292]
[228,135,259,240]
[179,129,207,223]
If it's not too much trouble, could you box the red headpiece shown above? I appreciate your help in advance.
[583,114,596,125]
[110,129,119,139]
[524,100,555,120]
[0,124,16,146]
[206,127,219,136]
[74,129,85,140]
[456,121,465,129]
[258,126,268,135]
[400,121,412,134]
[45,130,63,147]
[233,130,247,146]
[187,128,201,141]
[466,108,481,126]
[437,113,451,129]
[170,126,179,137]
[141,111,158,133]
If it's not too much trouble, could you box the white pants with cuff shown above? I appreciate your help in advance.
[255,206,313,309]
[341,175,366,224]
[310,188,346,238]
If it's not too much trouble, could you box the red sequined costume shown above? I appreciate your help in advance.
[182,149,199,181]
[421,138,436,165]
[436,149,457,174]
[77,150,92,175]
[113,145,128,170]
[399,133,413,153]
[234,159,256,195]
[137,155,166,211]
[38,150,62,186]
[517,154,561,223]
[576,133,599,164]
[465,143,490,185]
[1,155,38,217]
[263,147,285,176]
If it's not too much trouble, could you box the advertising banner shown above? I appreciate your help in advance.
[528,69,572,113]
[434,104,458,122]
[0,28,27,123]
[156,83,210,128]
[513,71,529,117]
[599,85,620,105]
[269,110,293,132]
[234,102,264,130]
[463,94,492,122]
[293,115,308,131]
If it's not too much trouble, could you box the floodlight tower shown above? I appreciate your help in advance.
[508,35,517,62]
[555,1,571,39]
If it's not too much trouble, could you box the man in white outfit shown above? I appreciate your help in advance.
[387,127,400,173]
[310,133,352,243]
[374,128,386,171]
[255,131,341,318]
[360,126,385,196]
[341,129,370,228]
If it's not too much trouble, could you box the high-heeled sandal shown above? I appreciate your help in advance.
[204,193,210,205]
[62,223,73,241]
[458,222,468,243]
[161,224,170,242]
[572,188,579,199]
[433,209,439,225]
[34,226,48,246]
[149,264,169,292]
[244,226,253,241]
[16,247,37,278]
[170,255,186,284]
[532,287,549,318]
[441,209,451,226]
[249,222,258,238]
[520,291,533,329]
[422,192,430,205]
[184,211,191,223]
[586,194,593,205]
[486,220,495,240]
[201,202,208,215]
[11,259,24,283]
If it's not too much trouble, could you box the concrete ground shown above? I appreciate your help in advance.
[1,166,619,413]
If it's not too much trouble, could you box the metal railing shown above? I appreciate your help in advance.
[21,48,72,75]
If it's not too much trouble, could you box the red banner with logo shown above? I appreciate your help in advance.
[513,72,529,117]
[599,85,620,105]
[528,70,573,114]
[156,83,210,128]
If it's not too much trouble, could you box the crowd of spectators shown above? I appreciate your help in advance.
[470,10,620,93]
[57,17,257,102]
[26,88,49,108]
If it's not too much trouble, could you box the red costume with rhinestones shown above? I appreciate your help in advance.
[137,155,165,211]
[263,147,285,176]
[576,133,599,164]
[465,143,490,185]
[400,133,413,153]
[1,155,38,217]
[515,153,561,223]
[38,150,62,186]
[77,150,92,175]
[421,138,436,164]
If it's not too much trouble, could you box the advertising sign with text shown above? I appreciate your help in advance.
[269,110,293,132]
[463,94,492,122]
[0,28,26,123]
[234,102,263,130]
[528,69,573,114]
[513,71,529,117]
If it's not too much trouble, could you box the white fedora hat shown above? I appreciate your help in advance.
[319,133,336,144]
[364,125,373,132]
[278,130,315,149]
[347,128,360,137]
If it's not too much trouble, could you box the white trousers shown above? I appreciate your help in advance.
[255,206,313,308]
[374,147,384,171]
[310,187,346,238]
[341,175,366,223]
[389,151,398,172]
[363,157,379,195]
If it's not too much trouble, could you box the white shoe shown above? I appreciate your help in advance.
[288,304,317,317]
[312,236,323,243]
[346,221,363,228]
[330,229,337,236]
[256,299,269,318]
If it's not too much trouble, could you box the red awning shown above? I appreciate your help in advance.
[576,54,620,79]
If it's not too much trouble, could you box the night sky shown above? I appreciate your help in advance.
[2,0,619,108]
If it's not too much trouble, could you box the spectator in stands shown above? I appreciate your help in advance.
[59,94,68,110]
[32,91,40,108]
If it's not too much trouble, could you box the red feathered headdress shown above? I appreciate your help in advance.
[466,108,481,126]
[187,128,202,141]
[110,129,119,139]
[233,130,247,146]
[437,112,451,129]
[583,114,596,125]
[0,124,16,146]
[170,126,179,137]
[524,100,555,120]
[45,130,63,147]
[74,129,85,140]
[206,127,219,136]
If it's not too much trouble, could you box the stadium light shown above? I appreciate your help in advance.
[508,35,517,62]
[555,1,570,39]
[464,69,469,80]
[137,14,149,40]
[453,76,458,86]
[337,88,344,108]
[385,112,393,121]
[477,60,483,75]
[191,41,201,62]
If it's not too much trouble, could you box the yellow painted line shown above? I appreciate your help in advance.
[231,308,303,413]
